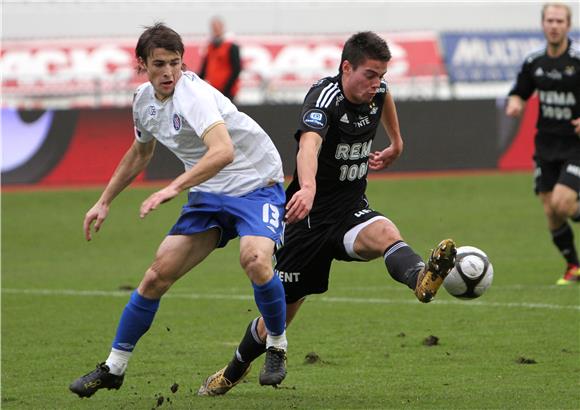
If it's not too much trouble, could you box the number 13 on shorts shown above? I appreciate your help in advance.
[262,203,281,229]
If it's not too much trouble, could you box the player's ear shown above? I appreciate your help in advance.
[342,60,352,74]
[137,57,147,72]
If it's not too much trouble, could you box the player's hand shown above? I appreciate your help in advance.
[369,146,401,171]
[572,118,580,136]
[140,186,180,218]
[505,97,524,117]
[83,202,109,241]
[285,187,315,224]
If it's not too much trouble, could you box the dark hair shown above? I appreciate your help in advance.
[339,31,391,73]
[135,23,185,72]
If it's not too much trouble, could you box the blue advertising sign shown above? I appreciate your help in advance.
[441,31,580,82]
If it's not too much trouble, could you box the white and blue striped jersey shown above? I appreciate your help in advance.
[132,71,284,196]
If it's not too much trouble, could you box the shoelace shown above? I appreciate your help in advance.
[77,363,107,382]
[264,349,285,372]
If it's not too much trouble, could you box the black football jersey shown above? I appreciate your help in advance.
[509,39,580,160]
[286,74,388,224]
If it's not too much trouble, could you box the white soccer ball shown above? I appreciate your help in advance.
[443,246,493,299]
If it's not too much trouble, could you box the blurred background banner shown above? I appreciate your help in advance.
[0,32,444,108]
[441,30,580,83]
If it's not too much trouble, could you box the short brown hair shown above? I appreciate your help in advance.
[542,2,572,25]
[135,23,185,70]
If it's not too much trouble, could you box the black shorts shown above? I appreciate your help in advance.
[533,157,580,194]
[274,199,387,303]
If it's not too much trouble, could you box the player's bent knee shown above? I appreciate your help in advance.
[551,197,575,218]
[240,253,273,284]
[139,267,176,297]
[358,221,401,252]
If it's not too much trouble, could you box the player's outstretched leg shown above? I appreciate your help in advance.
[415,239,457,303]
[69,363,125,398]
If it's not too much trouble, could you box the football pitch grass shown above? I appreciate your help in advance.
[2,172,579,409]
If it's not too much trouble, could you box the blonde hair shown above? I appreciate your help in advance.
[542,3,572,25]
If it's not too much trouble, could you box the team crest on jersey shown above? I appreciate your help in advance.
[564,65,576,76]
[173,113,182,131]
[303,109,327,129]
[369,102,378,115]
[148,105,156,116]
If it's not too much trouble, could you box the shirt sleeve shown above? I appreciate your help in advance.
[508,58,535,100]
[296,82,335,140]
[175,75,225,139]
[133,111,154,143]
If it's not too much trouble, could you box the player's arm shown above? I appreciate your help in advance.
[369,92,403,171]
[139,122,234,218]
[84,139,156,241]
[506,59,535,118]
[285,131,322,224]
[222,44,241,97]
[571,118,580,136]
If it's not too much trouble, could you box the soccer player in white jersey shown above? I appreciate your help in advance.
[69,23,288,398]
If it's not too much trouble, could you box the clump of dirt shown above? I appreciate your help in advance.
[423,335,439,346]
[515,356,537,364]
[304,352,321,364]
[397,332,406,338]
[170,383,179,393]
[118,285,134,291]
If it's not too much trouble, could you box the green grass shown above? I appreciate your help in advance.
[2,172,580,409]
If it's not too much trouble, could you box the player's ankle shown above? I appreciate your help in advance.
[266,332,287,351]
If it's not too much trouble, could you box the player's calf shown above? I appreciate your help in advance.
[415,239,457,303]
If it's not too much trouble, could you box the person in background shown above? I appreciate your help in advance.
[199,16,241,102]
[506,2,580,285]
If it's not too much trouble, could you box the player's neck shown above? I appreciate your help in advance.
[154,93,171,103]
[546,38,568,58]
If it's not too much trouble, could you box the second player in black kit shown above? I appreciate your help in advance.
[506,2,580,285]
[198,31,457,396]
[276,73,390,301]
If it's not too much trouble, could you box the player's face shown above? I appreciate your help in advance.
[341,58,387,104]
[542,6,570,47]
[140,48,183,101]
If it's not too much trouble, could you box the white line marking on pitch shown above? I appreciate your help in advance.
[2,288,579,311]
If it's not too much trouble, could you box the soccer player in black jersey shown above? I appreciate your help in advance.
[197,31,457,396]
[506,3,580,285]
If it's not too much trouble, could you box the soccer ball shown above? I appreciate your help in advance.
[443,246,493,299]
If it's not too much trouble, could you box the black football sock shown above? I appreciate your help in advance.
[223,317,266,382]
[383,240,425,290]
[551,223,580,266]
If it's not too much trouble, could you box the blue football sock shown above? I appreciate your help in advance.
[112,290,160,352]
[252,276,286,336]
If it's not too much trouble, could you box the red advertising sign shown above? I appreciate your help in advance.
[1,32,444,106]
